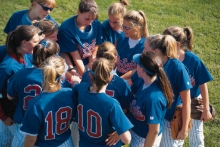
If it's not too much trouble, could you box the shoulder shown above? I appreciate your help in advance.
[102,19,109,27]
[11,10,28,16]
[59,16,75,29]
[92,19,102,26]
[184,50,202,63]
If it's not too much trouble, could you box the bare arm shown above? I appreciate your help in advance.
[200,83,212,122]
[70,51,85,76]
[144,124,159,147]
[120,69,136,80]
[177,89,191,140]
[119,130,131,145]
[88,45,99,70]
[24,135,37,147]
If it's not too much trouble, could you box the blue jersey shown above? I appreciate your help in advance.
[0,45,7,63]
[7,68,43,124]
[73,82,133,147]
[131,58,192,121]
[58,15,103,65]
[102,19,123,44]
[20,88,76,147]
[4,10,58,34]
[182,50,213,98]
[0,54,33,97]
[82,70,134,109]
[128,79,167,138]
[116,36,145,76]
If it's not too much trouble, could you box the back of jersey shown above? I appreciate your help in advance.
[74,82,133,146]
[21,88,75,147]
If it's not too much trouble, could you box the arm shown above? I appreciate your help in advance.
[200,83,212,122]
[88,45,99,70]
[177,89,191,140]
[120,69,136,80]
[24,135,37,147]
[70,51,85,76]
[144,124,159,147]
[119,130,131,145]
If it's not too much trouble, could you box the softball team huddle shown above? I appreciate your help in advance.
[0,0,213,147]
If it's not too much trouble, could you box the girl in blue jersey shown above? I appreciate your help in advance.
[79,42,133,146]
[7,39,60,147]
[4,0,57,34]
[0,25,43,147]
[73,58,133,147]
[128,51,173,147]
[116,10,148,80]
[58,0,102,77]
[21,56,75,147]
[140,34,192,147]
[163,26,213,147]
[102,0,128,44]
[32,19,58,41]
[0,19,59,64]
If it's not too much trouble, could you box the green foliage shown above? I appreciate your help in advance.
[0,0,219,146]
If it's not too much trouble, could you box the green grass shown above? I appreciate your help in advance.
[0,0,219,146]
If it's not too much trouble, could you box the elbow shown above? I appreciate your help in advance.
[120,131,131,144]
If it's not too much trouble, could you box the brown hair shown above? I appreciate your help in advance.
[140,51,173,108]
[30,0,56,8]
[146,34,178,58]
[124,10,149,38]
[163,26,193,51]
[91,58,115,92]
[6,25,41,60]
[32,20,58,37]
[33,39,59,67]
[96,42,117,65]
[78,0,98,19]
[42,56,65,92]
[108,0,129,16]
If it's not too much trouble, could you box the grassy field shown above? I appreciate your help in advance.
[0,0,219,146]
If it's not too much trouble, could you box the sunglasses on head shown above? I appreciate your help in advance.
[38,3,53,11]
[122,25,132,30]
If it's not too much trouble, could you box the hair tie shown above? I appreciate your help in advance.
[39,40,48,48]
[33,21,39,27]
[11,32,15,40]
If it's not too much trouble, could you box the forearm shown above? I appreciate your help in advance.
[120,69,136,80]
[60,53,74,68]
[144,124,159,147]
[200,83,209,111]
[180,90,191,130]
[88,45,98,69]
[24,135,37,147]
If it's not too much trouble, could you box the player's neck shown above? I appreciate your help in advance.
[177,48,185,62]
[143,75,156,86]
[28,10,41,21]
[90,84,107,93]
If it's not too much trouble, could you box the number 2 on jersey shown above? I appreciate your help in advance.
[77,104,102,138]
[23,85,42,110]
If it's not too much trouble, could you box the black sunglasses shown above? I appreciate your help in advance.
[38,3,53,11]
[122,25,132,30]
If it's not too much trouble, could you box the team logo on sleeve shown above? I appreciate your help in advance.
[129,100,145,121]
[189,75,195,86]
[116,56,137,74]
[78,39,96,59]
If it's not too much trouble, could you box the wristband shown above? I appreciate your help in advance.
[68,67,75,72]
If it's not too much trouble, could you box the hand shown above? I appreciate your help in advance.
[3,117,14,126]
[70,75,81,87]
[69,69,82,79]
[200,109,212,122]
[105,131,120,146]
[176,129,188,140]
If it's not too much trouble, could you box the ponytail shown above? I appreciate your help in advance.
[91,58,114,92]
[138,10,149,37]
[42,56,65,92]
[163,26,194,51]
[140,51,174,108]
[33,39,60,67]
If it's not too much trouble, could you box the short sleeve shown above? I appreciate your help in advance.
[20,102,42,135]
[144,98,164,124]
[7,71,20,97]
[110,102,133,135]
